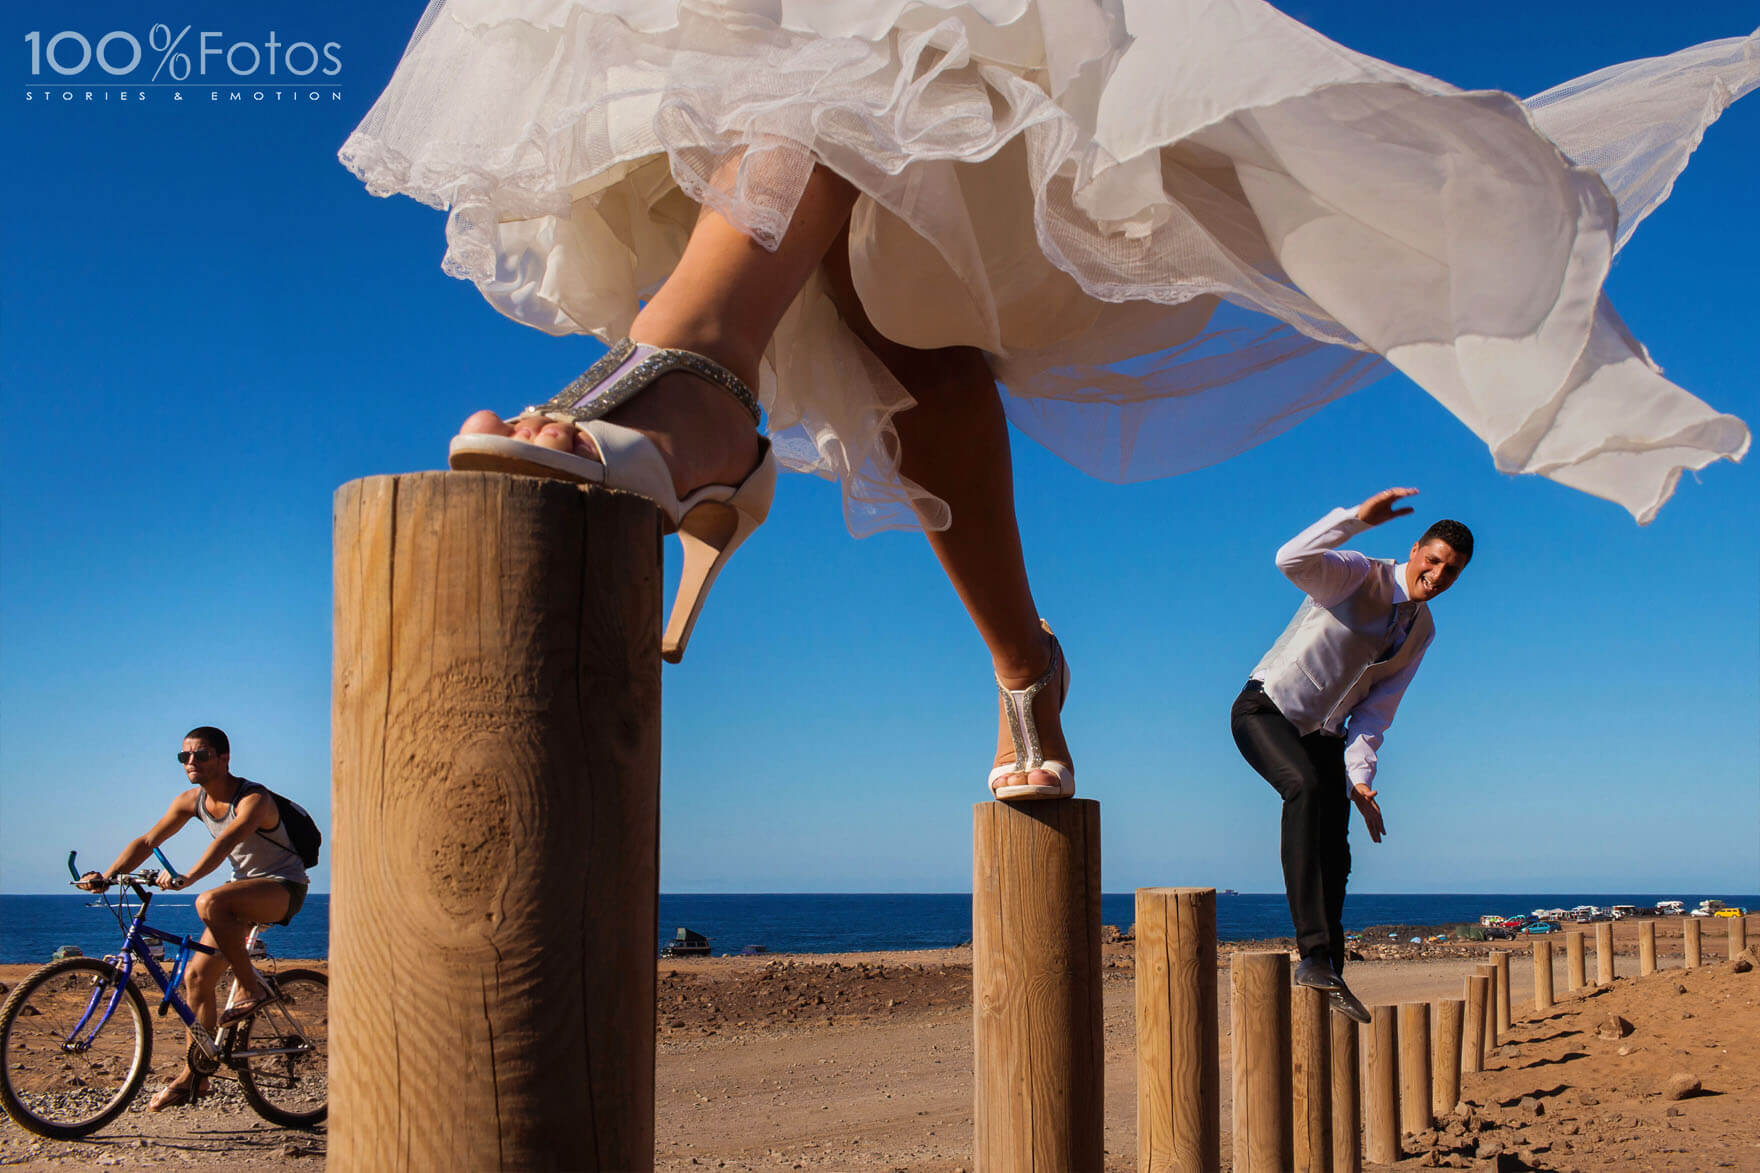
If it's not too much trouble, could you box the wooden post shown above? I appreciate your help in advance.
[1684,917,1701,968]
[1493,951,1511,1034]
[1461,976,1488,1074]
[1362,1007,1399,1165]
[1595,922,1615,986]
[974,800,1103,1173]
[1532,940,1554,1013]
[1397,1003,1431,1137]
[1230,952,1292,1173]
[1330,1012,1361,1173]
[1566,931,1587,990]
[331,473,664,1172]
[1432,999,1463,1116]
[1135,887,1219,1173]
[1290,985,1330,1173]
[1730,915,1749,959]
[1639,921,1657,976]
[1475,964,1498,1053]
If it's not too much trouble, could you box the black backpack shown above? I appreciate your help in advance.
[240,780,323,868]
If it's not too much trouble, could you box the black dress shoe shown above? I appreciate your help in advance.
[1329,980,1372,1024]
[1293,956,1345,991]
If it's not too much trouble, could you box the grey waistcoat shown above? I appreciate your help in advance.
[1250,558,1433,735]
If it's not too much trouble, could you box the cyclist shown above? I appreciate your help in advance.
[76,726,311,1110]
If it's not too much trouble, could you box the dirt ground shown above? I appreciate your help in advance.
[2,918,1754,1171]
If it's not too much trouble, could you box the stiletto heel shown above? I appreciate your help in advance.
[987,620,1075,801]
[449,338,775,662]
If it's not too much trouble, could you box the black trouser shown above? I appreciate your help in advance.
[1230,680,1351,973]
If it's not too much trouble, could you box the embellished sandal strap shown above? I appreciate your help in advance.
[996,633,1063,772]
[524,338,761,427]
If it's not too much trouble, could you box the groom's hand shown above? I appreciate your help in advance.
[1356,487,1418,527]
[1351,783,1386,843]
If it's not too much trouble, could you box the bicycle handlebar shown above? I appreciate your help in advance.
[67,851,176,892]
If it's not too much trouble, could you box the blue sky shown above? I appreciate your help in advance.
[2,1,1755,897]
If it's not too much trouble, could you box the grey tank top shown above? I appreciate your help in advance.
[194,778,308,885]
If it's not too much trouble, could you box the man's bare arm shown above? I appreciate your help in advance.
[79,791,197,888]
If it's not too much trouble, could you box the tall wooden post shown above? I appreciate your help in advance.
[1397,1003,1431,1137]
[1730,915,1749,959]
[1330,1013,1361,1173]
[1492,951,1511,1033]
[1595,922,1615,986]
[1684,917,1701,968]
[974,800,1102,1172]
[1290,985,1330,1173]
[1230,952,1292,1173]
[1461,976,1488,1074]
[1432,999,1463,1116]
[1532,940,1554,1013]
[1135,887,1219,1173]
[1475,964,1498,1054]
[1566,931,1587,990]
[1362,1007,1399,1165]
[1639,921,1657,975]
[331,473,663,1172]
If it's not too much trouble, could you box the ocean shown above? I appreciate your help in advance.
[2,891,1752,965]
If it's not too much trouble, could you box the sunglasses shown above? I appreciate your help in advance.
[176,749,218,764]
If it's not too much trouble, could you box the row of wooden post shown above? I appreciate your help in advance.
[328,475,1752,1172]
[1536,912,1745,1015]
[1137,890,1520,1173]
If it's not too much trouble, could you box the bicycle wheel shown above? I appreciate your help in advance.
[0,958,153,1139]
[235,967,327,1127]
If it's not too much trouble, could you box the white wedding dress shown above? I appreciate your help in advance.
[341,0,1756,534]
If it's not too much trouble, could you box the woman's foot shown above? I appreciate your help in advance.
[456,337,761,500]
[990,624,1074,798]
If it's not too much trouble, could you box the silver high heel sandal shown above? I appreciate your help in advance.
[448,338,777,663]
[987,621,1075,801]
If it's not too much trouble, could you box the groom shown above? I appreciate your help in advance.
[1231,487,1472,1022]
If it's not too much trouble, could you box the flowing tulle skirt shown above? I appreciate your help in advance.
[341,0,1756,533]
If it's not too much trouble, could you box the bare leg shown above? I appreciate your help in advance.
[818,232,1069,788]
[458,162,1067,785]
[155,880,290,1104]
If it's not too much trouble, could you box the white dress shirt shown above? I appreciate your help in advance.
[1273,507,1432,792]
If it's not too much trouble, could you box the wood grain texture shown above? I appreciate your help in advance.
[1684,918,1701,968]
[1134,888,1218,1173]
[1492,952,1511,1034]
[1532,941,1554,1013]
[1432,999,1463,1117]
[1476,964,1498,1054]
[1397,1003,1430,1137]
[1460,976,1487,1074]
[1290,984,1329,1173]
[1361,1007,1399,1165]
[1730,915,1748,959]
[1566,931,1587,990]
[331,473,662,1172]
[973,800,1102,1173]
[1229,953,1291,1173]
[1595,923,1615,986]
[1639,921,1657,975]
[1330,1010,1361,1173]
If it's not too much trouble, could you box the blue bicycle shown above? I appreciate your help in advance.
[0,853,327,1138]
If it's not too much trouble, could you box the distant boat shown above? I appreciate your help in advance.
[661,927,711,957]
[1220,889,1239,896]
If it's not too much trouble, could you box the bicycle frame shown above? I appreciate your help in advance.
[63,853,218,1055]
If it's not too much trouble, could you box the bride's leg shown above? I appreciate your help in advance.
[819,233,1071,792]
[458,166,861,499]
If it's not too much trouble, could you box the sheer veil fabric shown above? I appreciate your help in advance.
[340,0,1756,534]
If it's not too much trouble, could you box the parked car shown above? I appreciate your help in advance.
[1714,907,1747,918]
[1522,922,1556,933]
[1484,925,1515,940]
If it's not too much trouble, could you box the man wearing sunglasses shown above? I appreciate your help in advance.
[75,726,310,1111]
